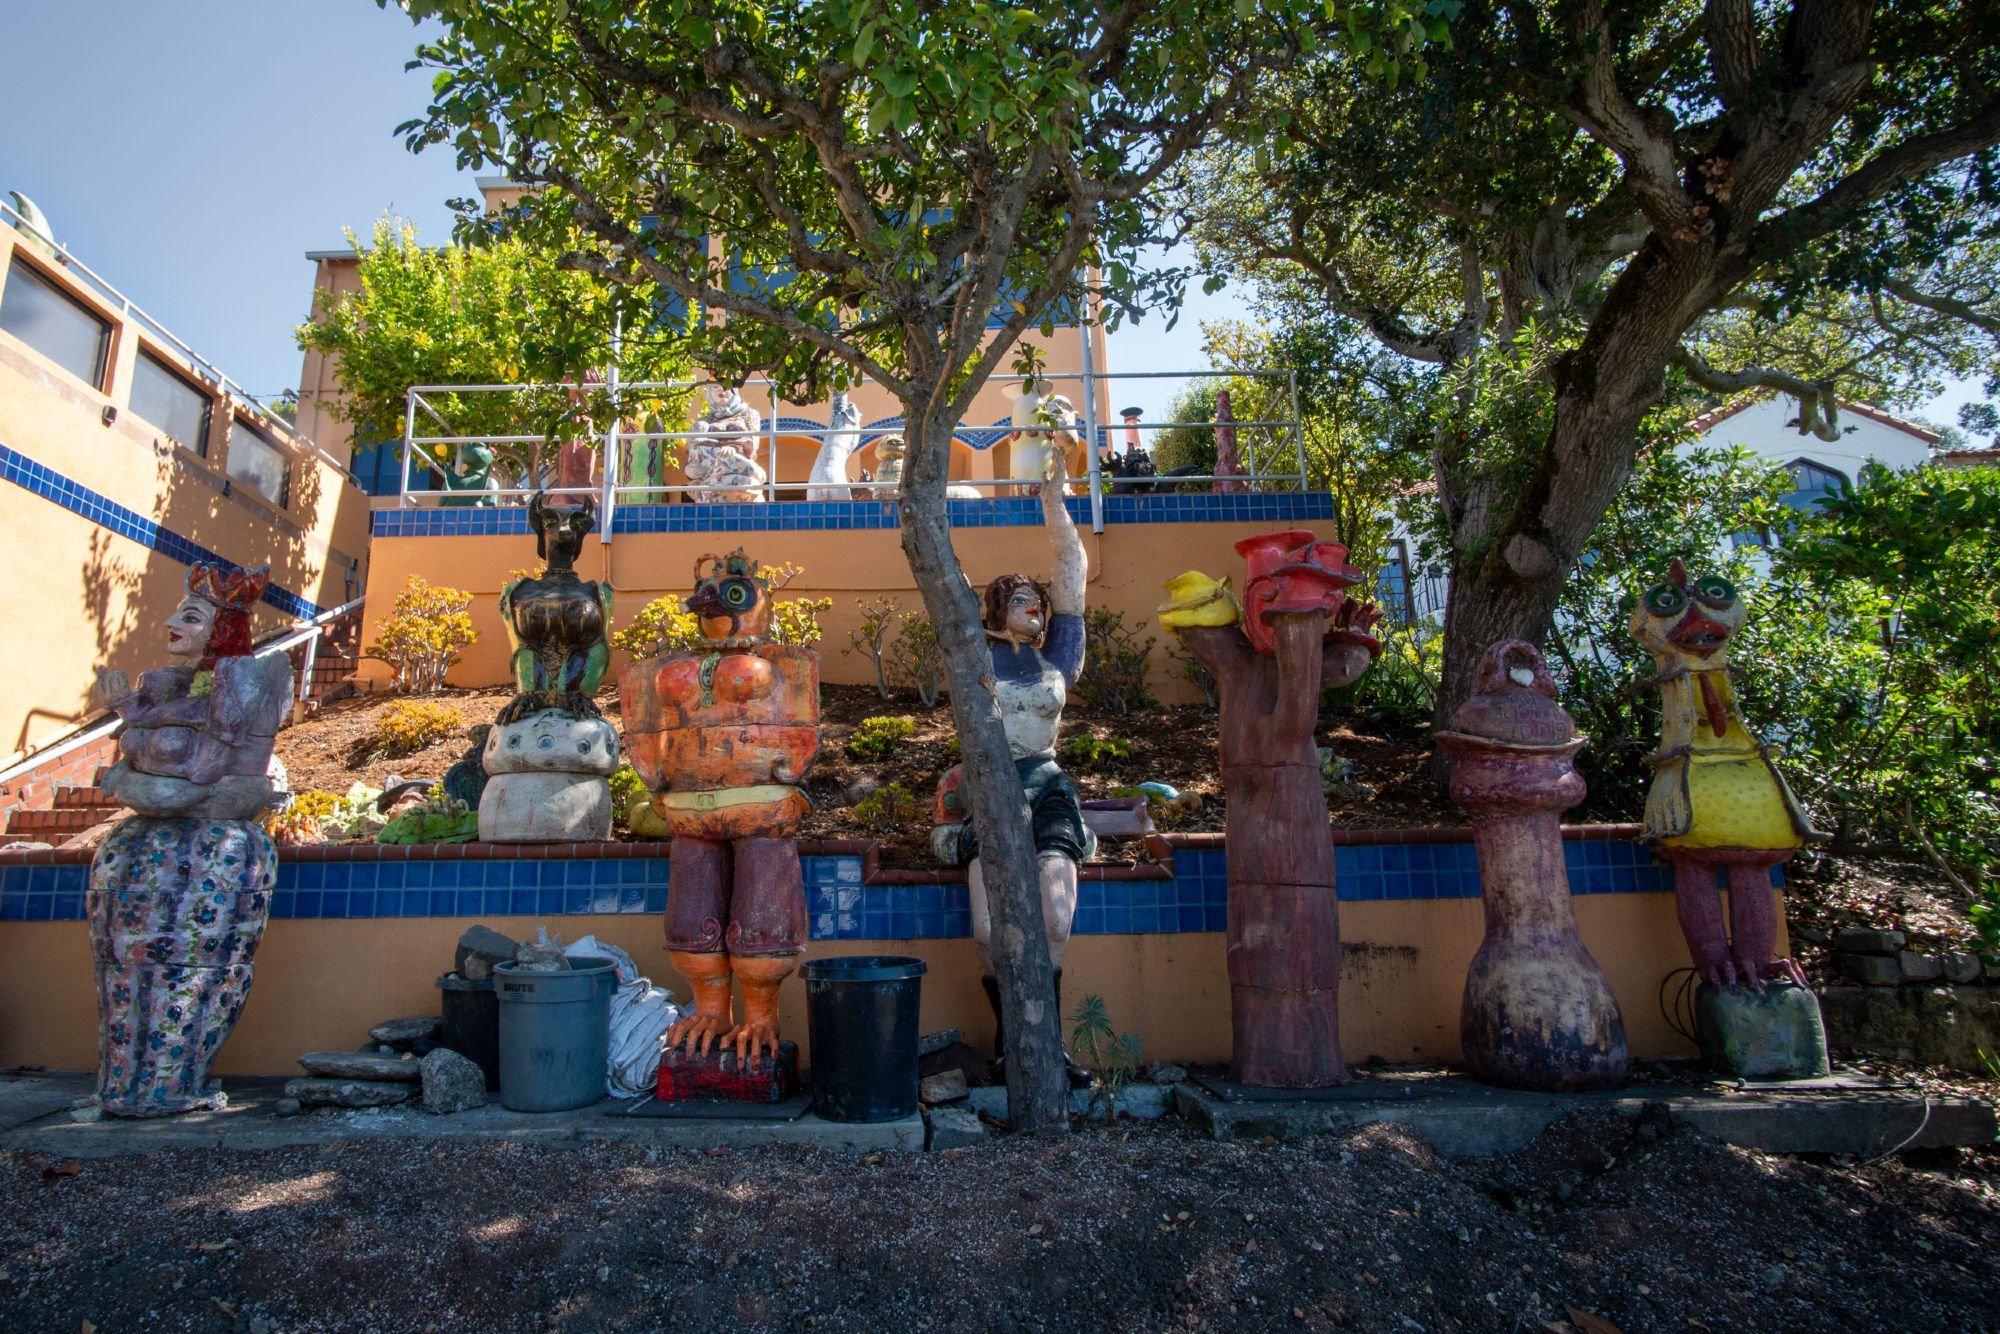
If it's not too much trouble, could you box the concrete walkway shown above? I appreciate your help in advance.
[1173,1068,1998,1157]
[0,1071,923,1159]
[4,1066,1990,1160]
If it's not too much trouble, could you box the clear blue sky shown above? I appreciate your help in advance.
[0,1,1977,437]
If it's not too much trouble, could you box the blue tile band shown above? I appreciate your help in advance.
[372,490,1337,538]
[0,839,1776,936]
[0,441,324,619]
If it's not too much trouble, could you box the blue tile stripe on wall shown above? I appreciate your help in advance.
[0,840,1780,937]
[0,442,323,619]
[371,491,1337,538]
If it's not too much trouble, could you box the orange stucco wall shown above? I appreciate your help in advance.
[0,223,375,766]
[357,514,1287,702]
[0,889,1715,1076]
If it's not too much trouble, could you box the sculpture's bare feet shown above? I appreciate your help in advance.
[666,1011,733,1056]
[727,1018,781,1064]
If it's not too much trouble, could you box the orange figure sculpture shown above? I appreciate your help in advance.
[618,551,819,1065]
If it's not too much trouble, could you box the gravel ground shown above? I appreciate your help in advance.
[2,1110,1995,1333]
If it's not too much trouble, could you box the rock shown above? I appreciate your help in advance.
[68,1104,103,1123]
[1819,983,2000,1074]
[916,1028,962,1059]
[1693,980,1830,1079]
[918,1040,991,1088]
[283,1078,415,1108]
[1842,954,1904,987]
[272,1098,304,1118]
[1791,926,1831,948]
[1899,951,1944,983]
[420,1048,489,1114]
[297,1051,422,1082]
[1941,952,1984,984]
[369,1017,442,1046]
[1144,1061,1189,1085]
[919,1069,969,1105]
[1833,928,1906,956]
[926,1106,988,1150]
[455,925,519,983]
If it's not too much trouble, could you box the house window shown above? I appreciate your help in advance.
[227,419,291,508]
[1376,539,1415,623]
[1779,459,1847,512]
[349,438,437,496]
[0,260,111,388]
[130,350,213,455]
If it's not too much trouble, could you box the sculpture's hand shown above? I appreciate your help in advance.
[92,669,133,713]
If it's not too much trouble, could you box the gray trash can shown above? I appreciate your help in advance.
[494,956,617,1112]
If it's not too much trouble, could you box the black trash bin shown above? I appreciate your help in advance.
[436,972,500,1091]
[800,955,927,1122]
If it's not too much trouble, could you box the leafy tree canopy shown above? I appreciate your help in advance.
[1191,0,2000,725]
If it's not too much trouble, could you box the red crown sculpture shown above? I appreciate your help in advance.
[185,563,270,612]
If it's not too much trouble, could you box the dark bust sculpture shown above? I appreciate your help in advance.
[498,493,613,724]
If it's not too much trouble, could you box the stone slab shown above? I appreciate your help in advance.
[964,1081,1170,1122]
[0,1070,94,1133]
[1172,1072,1997,1158]
[297,1051,423,1082]
[926,1106,988,1150]
[1834,928,1907,955]
[0,1074,920,1158]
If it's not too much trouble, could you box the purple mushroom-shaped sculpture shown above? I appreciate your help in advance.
[1434,641,1628,1091]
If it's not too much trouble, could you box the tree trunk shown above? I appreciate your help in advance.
[896,397,1069,1133]
[1429,242,1738,749]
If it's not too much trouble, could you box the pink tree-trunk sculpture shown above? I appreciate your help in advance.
[1172,532,1379,1086]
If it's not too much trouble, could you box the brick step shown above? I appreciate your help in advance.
[52,784,120,810]
[7,807,110,835]
[0,831,50,847]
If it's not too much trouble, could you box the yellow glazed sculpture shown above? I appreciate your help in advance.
[1157,571,1241,629]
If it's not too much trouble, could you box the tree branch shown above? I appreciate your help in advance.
[1671,345,1841,441]
[1881,277,2000,339]
[1564,0,1696,242]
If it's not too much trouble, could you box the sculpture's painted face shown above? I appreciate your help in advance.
[1627,559,1746,671]
[686,569,771,642]
[702,384,740,416]
[1003,586,1048,643]
[165,596,217,659]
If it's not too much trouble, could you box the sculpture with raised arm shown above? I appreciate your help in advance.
[806,389,864,501]
[620,549,820,1086]
[87,562,291,1116]
[930,453,1096,1081]
[1160,532,1381,1087]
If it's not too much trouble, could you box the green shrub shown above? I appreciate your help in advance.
[1069,992,1143,1120]
[366,576,477,694]
[888,612,946,707]
[849,715,918,763]
[847,596,901,699]
[1075,609,1156,714]
[374,698,463,758]
[376,785,479,844]
[852,782,923,835]
[1061,733,1130,767]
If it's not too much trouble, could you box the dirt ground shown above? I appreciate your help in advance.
[1,1110,1994,1333]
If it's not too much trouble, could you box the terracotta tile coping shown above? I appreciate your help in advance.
[0,824,1648,875]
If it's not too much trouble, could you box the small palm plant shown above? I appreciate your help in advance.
[1069,993,1143,1121]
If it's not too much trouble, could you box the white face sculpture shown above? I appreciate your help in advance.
[702,384,741,416]
[1004,587,1047,643]
[165,596,217,659]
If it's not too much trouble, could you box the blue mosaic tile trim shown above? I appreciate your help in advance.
[373,489,1337,538]
[0,442,323,619]
[0,841,1780,931]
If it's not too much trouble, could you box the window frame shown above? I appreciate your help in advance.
[225,415,293,511]
[129,345,216,457]
[0,254,114,391]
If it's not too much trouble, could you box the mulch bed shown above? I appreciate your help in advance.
[1,1110,1994,1332]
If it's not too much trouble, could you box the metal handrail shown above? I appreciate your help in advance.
[396,366,1313,528]
[0,199,349,477]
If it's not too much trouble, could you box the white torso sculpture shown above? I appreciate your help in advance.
[807,390,863,501]
[687,385,767,503]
